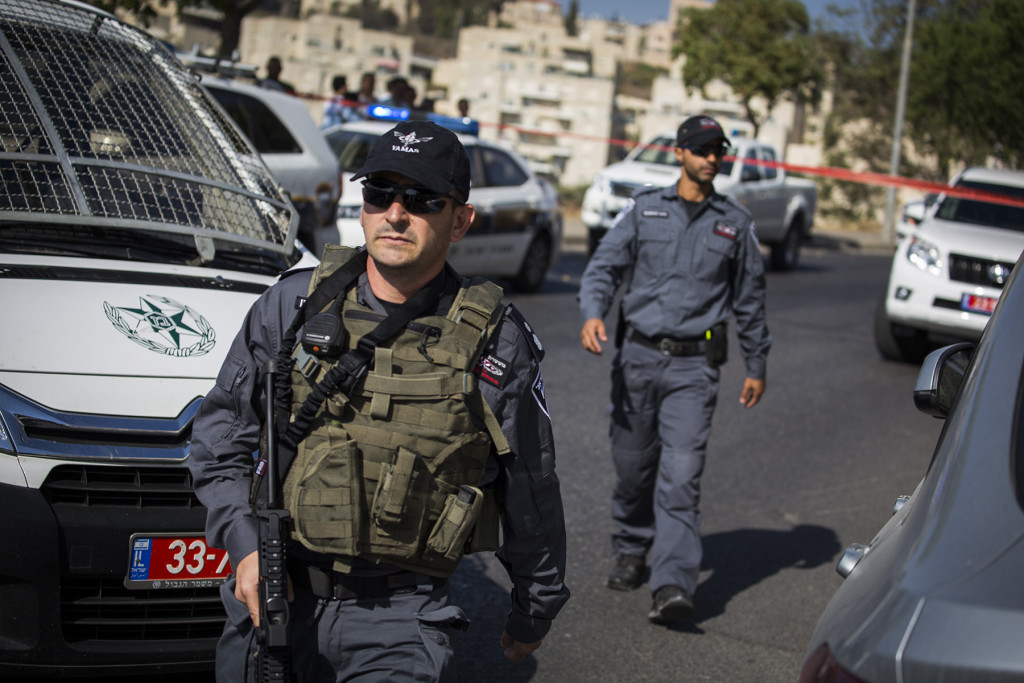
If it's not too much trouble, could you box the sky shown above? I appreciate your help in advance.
[576,0,861,26]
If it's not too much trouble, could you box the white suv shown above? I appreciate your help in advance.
[876,167,1024,361]
[324,113,563,292]
[0,0,315,674]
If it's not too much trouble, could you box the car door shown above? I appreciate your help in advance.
[449,142,542,277]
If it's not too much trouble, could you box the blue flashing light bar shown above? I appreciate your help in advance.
[366,105,411,121]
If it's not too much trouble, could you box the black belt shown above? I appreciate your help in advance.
[629,329,706,356]
[292,562,446,600]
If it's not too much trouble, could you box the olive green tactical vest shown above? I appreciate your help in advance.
[283,245,509,577]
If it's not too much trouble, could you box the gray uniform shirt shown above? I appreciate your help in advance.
[188,264,569,643]
[579,185,771,379]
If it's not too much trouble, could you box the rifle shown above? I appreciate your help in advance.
[257,359,293,681]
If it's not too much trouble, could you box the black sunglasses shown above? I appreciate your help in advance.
[361,179,453,215]
[687,144,729,158]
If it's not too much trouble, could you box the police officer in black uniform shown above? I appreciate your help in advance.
[578,115,770,625]
[189,120,569,681]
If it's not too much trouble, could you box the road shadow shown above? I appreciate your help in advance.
[691,524,841,625]
[449,554,538,683]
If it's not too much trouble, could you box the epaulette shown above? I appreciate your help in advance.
[504,303,545,363]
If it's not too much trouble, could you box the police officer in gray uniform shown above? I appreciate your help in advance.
[189,120,569,681]
[578,115,770,625]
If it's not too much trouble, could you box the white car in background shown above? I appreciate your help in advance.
[0,0,314,674]
[876,167,1024,362]
[324,112,563,293]
[186,64,341,256]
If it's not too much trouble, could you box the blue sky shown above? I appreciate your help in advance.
[577,0,862,25]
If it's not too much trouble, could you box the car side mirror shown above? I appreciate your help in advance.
[913,342,974,418]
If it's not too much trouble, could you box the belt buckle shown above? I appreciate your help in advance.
[656,338,674,356]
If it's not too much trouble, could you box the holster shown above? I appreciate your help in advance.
[705,321,728,368]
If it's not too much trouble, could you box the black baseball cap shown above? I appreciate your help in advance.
[676,115,730,148]
[352,121,471,201]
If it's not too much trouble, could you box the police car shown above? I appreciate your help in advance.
[324,108,563,293]
[0,0,314,674]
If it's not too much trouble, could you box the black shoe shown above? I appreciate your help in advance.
[648,585,694,625]
[606,554,645,591]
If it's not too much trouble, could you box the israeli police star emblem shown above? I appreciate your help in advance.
[104,295,216,357]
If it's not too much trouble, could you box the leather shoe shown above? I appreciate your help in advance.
[648,585,694,624]
[606,554,645,591]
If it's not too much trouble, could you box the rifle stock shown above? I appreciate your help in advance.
[257,359,293,681]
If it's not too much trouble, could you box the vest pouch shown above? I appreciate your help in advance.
[466,487,501,553]
[290,438,362,557]
[371,446,418,528]
[425,485,483,562]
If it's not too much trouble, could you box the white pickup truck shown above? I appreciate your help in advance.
[581,134,818,269]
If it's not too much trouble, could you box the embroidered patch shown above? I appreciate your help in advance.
[474,353,511,389]
[642,210,670,218]
[532,371,550,419]
[713,222,739,239]
[295,296,307,309]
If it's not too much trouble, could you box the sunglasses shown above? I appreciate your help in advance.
[361,179,453,215]
[687,144,729,158]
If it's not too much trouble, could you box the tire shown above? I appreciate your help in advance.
[511,234,551,293]
[874,293,929,363]
[769,221,801,271]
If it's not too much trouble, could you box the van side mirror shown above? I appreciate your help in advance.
[913,342,974,418]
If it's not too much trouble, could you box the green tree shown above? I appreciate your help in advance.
[906,0,1024,177]
[819,0,1023,185]
[565,0,579,37]
[674,0,822,138]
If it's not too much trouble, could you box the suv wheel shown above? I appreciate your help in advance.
[874,293,929,362]
[511,234,551,293]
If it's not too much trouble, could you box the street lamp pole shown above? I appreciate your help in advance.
[882,0,918,244]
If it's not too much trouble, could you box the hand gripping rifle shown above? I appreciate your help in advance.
[257,359,293,682]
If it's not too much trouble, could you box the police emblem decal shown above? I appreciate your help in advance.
[104,294,216,357]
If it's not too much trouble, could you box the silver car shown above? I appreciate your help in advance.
[802,253,1024,682]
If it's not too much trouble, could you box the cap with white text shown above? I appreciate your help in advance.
[352,120,471,201]
[676,115,730,148]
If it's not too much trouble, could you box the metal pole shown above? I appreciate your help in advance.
[883,0,917,244]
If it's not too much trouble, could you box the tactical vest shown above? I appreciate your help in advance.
[282,245,509,577]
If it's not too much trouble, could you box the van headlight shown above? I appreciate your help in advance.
[906,236,943,276]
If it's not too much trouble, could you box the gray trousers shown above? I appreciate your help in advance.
[609,339,719,595]
[216,574,467,682]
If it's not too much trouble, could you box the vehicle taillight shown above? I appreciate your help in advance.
[799,644,869,683]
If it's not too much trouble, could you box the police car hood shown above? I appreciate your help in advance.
[0,255,277,418]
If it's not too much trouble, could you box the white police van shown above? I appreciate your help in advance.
[0,0,314,674]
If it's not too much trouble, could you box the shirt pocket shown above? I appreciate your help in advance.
[697,233,738,281]
[635,222,674,272]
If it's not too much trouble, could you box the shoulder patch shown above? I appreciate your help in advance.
[474,352,512,389]
[713,221,739,240]
[505,304,545,363]
[532,370,550,418]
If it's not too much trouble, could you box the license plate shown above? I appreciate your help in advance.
[961,293,998,315]
[125,533,232,589]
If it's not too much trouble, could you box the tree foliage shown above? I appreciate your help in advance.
[820,0,1024,183]
[673,0,822,138]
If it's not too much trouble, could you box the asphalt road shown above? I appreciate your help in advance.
[14,238,944,683]
[447,240,943,683]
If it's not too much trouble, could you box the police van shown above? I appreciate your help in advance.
[0,0,314,674]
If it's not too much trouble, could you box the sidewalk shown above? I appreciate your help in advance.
[561,215,896,256]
